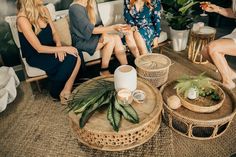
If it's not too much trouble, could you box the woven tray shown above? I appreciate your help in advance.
[68,76,163,151]
[160,80,236,140]
[176,82,225,113]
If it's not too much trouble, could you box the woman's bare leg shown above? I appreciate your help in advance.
[125,30,140,58]
[113,34,128,65]
[60,57,81,95]
[133,31,148,55]
[96,33,115,76]
[207,39,236,89]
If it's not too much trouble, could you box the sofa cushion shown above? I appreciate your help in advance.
[83,50,101,63]
[22,58,46,77]
[158,31,168,44]
[53,17,72,46]
[98,0,125,26]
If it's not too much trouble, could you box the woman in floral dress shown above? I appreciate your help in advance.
[123,0,161,57]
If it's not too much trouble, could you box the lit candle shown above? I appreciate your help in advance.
[117,89,133,106]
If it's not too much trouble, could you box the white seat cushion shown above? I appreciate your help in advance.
[98,0,125,26]
[158,31,168,44]
[22,58,46,77]
[83,50,101,63]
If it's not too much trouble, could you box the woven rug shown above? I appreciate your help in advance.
[1,47,236,157]
[0,83,174,157]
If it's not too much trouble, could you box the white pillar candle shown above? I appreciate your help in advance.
[117,89,133,106]
[114,65,137,92]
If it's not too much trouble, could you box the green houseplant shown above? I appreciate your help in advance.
[162,0,199,51]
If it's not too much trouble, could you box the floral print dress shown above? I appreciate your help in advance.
[124,0,161,52]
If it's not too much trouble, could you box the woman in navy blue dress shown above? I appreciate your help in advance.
[16,0,81,103]
[124,0,161,57]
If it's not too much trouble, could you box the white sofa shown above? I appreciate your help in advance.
[5,0,168,83]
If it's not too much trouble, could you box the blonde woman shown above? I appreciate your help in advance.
[201,0,236,89]
[69,0,128,76]
[16,0,81,103]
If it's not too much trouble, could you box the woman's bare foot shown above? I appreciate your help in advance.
[100,70,112,76]
[223,81,236,90]
[100,67,112,76]
[231,72,236,80]
[60,91,71,105]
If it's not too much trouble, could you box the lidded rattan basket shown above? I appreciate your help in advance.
[135,54,171,88]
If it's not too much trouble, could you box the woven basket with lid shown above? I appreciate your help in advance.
[135,54,171,87]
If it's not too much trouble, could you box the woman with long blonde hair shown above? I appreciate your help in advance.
[201,0,236,89]
[16,0,81,103]
[69,0,128,76]
[124,0,161,57]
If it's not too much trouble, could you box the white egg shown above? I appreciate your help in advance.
[167,95,181,110]
[187,87,198,100]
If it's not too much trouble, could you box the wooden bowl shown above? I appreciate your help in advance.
[176,82,225,113]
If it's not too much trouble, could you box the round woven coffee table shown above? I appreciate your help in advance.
[160,80,236,140]
[68,76,163,151]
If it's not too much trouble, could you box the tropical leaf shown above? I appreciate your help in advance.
[175,73,214,98]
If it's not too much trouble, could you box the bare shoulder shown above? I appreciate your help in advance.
[16,13,31,31]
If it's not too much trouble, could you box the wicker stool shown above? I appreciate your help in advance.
[188,26,216,64]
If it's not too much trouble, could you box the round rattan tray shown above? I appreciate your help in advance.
[68,76,163,151]
[176,82,225,113]
[160,80,236,140]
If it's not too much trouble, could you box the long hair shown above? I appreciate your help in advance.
[129,0,153,9]
[17,0,49,34]
[86,0,96,25]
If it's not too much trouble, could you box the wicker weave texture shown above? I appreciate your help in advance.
[135,54,171,87]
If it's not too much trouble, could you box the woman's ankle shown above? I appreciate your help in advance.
[100,67,111,76]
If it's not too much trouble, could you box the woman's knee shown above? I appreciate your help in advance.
[125,30,134,41]
[102,33,115,45]
[208,41,220,57]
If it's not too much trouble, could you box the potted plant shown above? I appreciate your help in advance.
[162,0,199,51]
[0,22,19,66]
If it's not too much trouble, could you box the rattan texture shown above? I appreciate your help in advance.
[135,54,171,87]
[161,81,236,140]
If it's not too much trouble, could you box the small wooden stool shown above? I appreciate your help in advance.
[188,26,216,64]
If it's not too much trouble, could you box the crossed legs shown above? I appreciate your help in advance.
[201,38,236,89]
[125,30,148,57]
[96,33,128,76]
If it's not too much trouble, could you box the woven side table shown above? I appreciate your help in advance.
[160,80,236,140]
[188,26,216,64]
[68,76,163,151]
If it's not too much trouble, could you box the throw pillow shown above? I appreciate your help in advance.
[53,17,72,46]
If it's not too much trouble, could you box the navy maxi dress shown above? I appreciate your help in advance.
[18,23,77,99]
[124,0,161,52]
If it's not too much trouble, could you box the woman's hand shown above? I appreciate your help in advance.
[152,37,159,49]
[113,24,131,32]
[55,52,66,62]
[201,3,219,13]
[64,46,78,57]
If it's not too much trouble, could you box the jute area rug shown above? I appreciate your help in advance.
[0,83,174,157]
[0,47,236,157]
